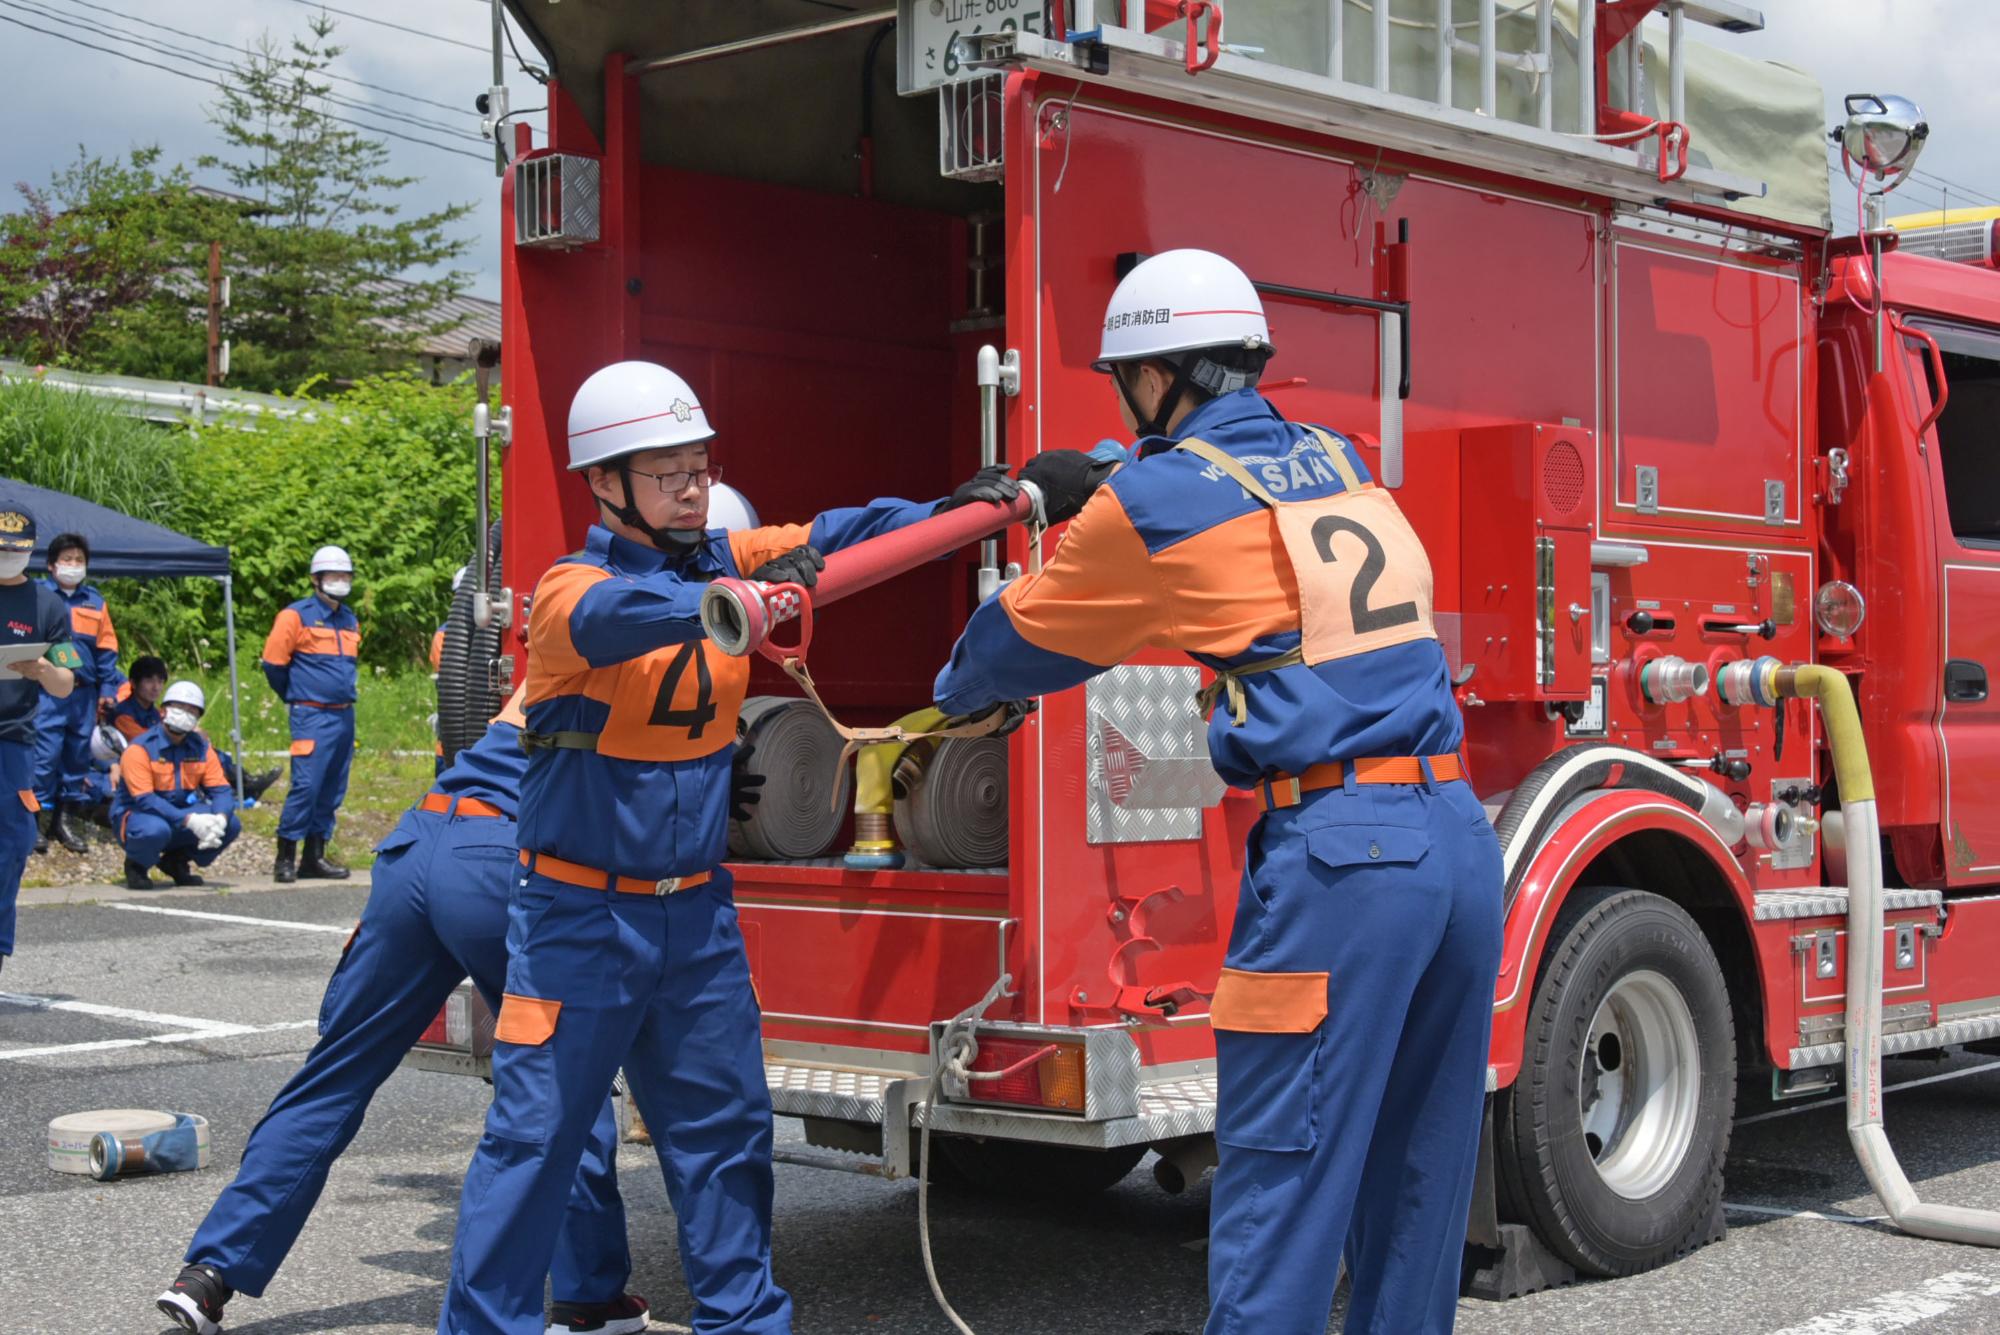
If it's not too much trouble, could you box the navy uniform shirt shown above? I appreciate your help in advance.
[0,580,74,743]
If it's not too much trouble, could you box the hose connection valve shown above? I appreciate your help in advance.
[1640,656,1709,705]
[1718,655,1785,709]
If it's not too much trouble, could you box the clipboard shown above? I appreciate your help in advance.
[0,641,50,670]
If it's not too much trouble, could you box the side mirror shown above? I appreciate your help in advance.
[1841,93,1929,193]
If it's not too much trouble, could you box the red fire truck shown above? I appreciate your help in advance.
[423,0,2000,1294]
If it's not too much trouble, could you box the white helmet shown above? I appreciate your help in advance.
[567,361,715,471]
[1095,248,1273,374]
[706,482,760,533]
[162,681,206,714]
[90,724,127,766]
[310,545,354,575]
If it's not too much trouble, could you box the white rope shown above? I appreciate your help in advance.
[917,968,1014,1335]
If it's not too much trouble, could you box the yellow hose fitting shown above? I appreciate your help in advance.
[1772,665,1875,802]
[844,707,947,870]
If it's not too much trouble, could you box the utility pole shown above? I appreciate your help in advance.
[205,241,228,387]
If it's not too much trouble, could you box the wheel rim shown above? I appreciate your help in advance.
[1577,968,1701,1199]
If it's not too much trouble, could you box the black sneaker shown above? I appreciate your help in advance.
[546,1292,650,1335]
[158,1263,232,1335]
[161,852,205,887]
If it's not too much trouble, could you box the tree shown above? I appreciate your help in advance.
[0,148,219,374]
[203,16,474,393]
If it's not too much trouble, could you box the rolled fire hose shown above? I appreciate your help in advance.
[701,483,1044,661]
[1775,664,2000,1247]
[48,1109,210,1180]
[894,736,1009,869]
[728,696,853,861]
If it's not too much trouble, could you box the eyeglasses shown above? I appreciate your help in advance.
[627,463,721,494]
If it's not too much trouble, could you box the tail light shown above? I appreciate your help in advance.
[413,983,493,1055]
[961,1036,1087,1114]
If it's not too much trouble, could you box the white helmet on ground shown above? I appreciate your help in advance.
[706,482,760,533]
[90,724,127,766]
[567,361,715,471]
[310,545,354,575]
[162,681,206,714]
[1095,248,1273,377]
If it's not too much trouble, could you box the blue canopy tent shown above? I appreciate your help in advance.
[0,478,246,799]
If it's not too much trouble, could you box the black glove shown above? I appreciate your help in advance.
[730,742,766,823]
[950,698,1037,737]
[751,544,825,589]
[935,463,1022,515]
[1019,450,1118,525]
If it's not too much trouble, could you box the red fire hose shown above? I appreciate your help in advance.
[701,483,1044,661]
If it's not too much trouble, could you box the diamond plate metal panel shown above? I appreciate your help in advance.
[1752,887,1944,920]
[1086,666,1225,844]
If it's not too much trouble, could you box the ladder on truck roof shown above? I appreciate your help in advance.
[956,0,1771,213]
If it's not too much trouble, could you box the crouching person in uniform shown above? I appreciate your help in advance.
[156,690,644,1335]
[113,681,240,890]
[436,360,1019,1335]
[934,251,1504,1335]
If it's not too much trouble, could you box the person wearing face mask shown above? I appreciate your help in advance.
[111,657,280,803]
[111,681,240,890]
[434,361,1021,1335]
[0,502,79,973]
[32,532,126,855]
[261,546,361,884]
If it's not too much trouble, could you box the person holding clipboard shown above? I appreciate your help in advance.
[0,501,78,975]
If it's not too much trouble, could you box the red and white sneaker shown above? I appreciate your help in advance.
[546,1291,651,1334]
[157,1263,232,1335]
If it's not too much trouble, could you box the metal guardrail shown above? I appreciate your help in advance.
[0,360,323,429]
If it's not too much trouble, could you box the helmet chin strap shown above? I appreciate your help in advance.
[1116,360,1193,440]
[608,459,703,552]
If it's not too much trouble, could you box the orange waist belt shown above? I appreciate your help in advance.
[419,793,505,819]
[1259,754,1466,812]
[519,848,712,897]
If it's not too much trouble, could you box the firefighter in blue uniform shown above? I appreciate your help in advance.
[436,360,1019,1335]
[262,545,360,883]
[34,531,124,853]
[112,680,241,890]
[155,692,649,1335]
[0,502,76,974]
[108,657,278,803]
[934,251,1504,1335]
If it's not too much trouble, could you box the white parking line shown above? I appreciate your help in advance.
[1736,1058,2000,1126]
[0,990,318,1061]
[1765,1270,2000,1334]
[107,902,352,934]
[1724,1202,1887,1226]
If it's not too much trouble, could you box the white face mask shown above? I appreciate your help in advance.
[163,706,200,735]
[322,578,352,600]
[53,562,86,589]
[0,552,28,579]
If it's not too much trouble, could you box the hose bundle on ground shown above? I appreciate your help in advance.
[729,696,852,859]
[895,736,1008,869]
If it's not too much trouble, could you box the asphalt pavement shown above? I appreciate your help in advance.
[5,881,2000,1335]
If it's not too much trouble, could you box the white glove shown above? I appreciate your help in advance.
[185,812,228,851]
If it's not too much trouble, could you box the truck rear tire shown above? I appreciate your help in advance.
[1494,886,1734,1276]
[937,1138,1147,1198]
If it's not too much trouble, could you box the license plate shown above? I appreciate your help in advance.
[899,0,1048,94]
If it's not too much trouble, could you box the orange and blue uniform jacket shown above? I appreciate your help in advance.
[934,388,1462,785]
[520,499,933,880]
[261,596,361,704]
[45,578,124,698]
[110,695,160,742]
[112,726,236,830]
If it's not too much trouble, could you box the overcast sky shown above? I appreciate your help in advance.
[2,0,1997,300]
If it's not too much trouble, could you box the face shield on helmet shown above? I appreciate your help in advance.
[567,361,718,551]
[90,725,127,766]
[1096,249,1274,437]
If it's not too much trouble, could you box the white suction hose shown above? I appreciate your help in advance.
[1778,665,2000,1246]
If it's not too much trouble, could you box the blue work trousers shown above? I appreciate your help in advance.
[277,704,355,840]
[1204,776,1503,1335]
[0,740,37,957]
[439,864,790,1335]
[185,807,631,1302]
[32,687,97,805]
[122,809,242,869]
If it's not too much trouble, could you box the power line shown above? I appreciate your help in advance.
[0,11,490,161]
[281,0,487,53]
[67,0,477,115]
[1910,169,2000,211]
[1,0,487,143]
